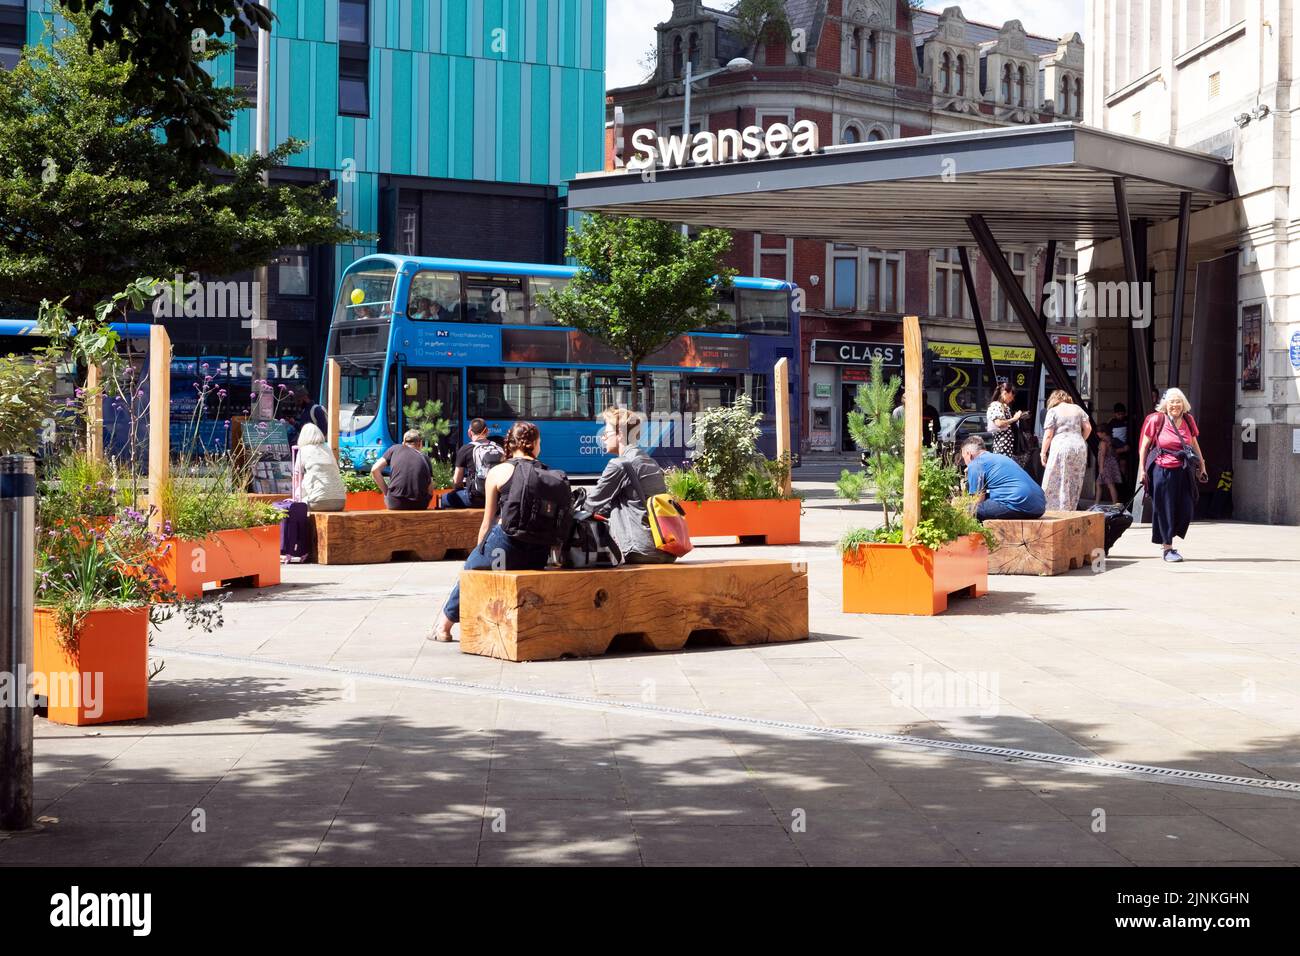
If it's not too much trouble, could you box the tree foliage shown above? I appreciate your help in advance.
[0,11,364,319]
[836,356,904,530]
[732,0,793,55]
[539,215,735,414]
[60,0,274,169]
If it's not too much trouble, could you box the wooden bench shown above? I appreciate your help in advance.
[458,560,809,662]
[985,510,1105,576]
[310,509,484,565]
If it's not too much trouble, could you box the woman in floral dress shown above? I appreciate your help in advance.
[1039,390,1092,510]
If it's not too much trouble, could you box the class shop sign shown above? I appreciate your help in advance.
[632,120,821,170]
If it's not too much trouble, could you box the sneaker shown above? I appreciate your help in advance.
[1163,550,1183,563]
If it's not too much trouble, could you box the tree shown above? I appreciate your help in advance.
[539,215,736,415]
[732,0,793,58]
[60,0,273,169]
[836,356,904,531]
[0,12,365,320]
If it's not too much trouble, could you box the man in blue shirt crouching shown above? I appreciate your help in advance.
[961,436,1046,521]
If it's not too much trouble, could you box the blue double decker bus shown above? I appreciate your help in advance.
[326,255,801,475]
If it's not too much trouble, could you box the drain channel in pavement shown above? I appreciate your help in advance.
[161,647,1300,799]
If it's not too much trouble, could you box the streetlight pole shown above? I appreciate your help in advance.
[251,5,274,421]
[679,57,750,235]
[0,455,35,831]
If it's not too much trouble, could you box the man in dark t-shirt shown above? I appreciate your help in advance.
[371,430,433,510]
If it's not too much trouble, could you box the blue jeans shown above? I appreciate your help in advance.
[976,498,1045,521]
[440,488,478,510]
[441,525,550,623]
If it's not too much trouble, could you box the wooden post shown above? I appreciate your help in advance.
[326,358,342,454]
[147,326,171,533]
[902,315,922,545]
[84,363,103,462]
[773,356,792,497]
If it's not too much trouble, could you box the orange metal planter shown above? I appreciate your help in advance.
[344,489,451,511]
[156,525,282,599]
[681,499,801,545]
[33,607,149,725]
[842,533,989,616]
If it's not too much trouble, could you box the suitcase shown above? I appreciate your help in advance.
[280,501,312,563]
[1089,498,1134,554]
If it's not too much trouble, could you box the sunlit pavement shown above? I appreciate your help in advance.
[4,484,1298,866]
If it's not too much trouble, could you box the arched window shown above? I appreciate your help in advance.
[1001,64,1012,103]
[1074,77,1083,116]
[940,52,952,93]
[1016,66,1027,107]
[1058,76,1070,114]
[688,33,700,72]
[849,28,860,77]
[672,36,683,78]
[956,54,966,95]
[863,31,875,79]
[842,125,861,144]
[867,128,886,142]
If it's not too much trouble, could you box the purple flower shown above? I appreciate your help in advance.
[218,389,228,398]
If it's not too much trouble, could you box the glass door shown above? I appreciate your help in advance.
[401,367,462,458]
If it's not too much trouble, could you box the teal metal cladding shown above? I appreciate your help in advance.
[24,0,607,274]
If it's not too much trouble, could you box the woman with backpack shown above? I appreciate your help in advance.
[430,421,567,642]
[1138,388,1208,563]
[585,407,677,565]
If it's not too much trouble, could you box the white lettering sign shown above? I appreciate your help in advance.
[631,121,821,171]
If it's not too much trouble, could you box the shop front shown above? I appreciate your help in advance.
[807,338,903,452]
[928,335,1079,423]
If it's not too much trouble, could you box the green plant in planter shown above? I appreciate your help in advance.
[838,355,994,554]
[35,504,225,674]
[159,465,283,540]
[429,457,455,490]
[665,466,711,502]
[0,351,56,456]
[404,399,451,450]
[37,453,133,525]
[340,469,378,494]
[690,394,763,499]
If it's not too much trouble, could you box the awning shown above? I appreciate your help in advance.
[568,122,1231,249]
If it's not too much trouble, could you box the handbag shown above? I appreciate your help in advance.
[619,460,693,558]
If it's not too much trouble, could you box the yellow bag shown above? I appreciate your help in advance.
[620,462,693,557]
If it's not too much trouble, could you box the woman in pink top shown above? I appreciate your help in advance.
[1137,388,1208,563]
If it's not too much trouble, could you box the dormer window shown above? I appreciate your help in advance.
[940,52,952,93]
[672,36,683,77]
[1074,77,1083,116]
[1016,66,1027,107]
[1058,76,1070,114]
[1001,64,1012,103]
[688,33,700,72]
[956,55,966,95]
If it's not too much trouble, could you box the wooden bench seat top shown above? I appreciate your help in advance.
[459,559,809,662]
[311,508,483,565]
[984,509,1104,576]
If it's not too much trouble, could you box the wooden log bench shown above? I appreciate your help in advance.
[310,509,483,565]
[459,560,809,662]
[985,510,1105,576]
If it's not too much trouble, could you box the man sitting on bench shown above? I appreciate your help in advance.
[372,429,433,511]
[962,435,1046,521]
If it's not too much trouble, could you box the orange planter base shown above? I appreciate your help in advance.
[157,525,282,599]
[842,534,989,616]
[33,607,149,725]
[681,498,801,545]
[345,489,451,511]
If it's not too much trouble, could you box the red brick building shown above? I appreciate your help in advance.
[608,1,1086,455]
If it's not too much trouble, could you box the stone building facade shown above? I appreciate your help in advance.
[609,1,1087,455]
[1082,0,1298,524]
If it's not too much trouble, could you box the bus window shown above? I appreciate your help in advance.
[742,373,769,414]
[408,271,461,321]
[682,376,737,413]
[338,359,382,436]
[335,267,396,324]
[736,289,790,335]
[646,372,677,414]
[527,276,569,326]
[462,275,527,325]
[708,290,739,333]
[467,367,594,421]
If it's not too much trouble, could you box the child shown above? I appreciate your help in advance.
[1096,424,1121,504]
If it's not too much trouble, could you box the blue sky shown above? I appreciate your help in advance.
[605,1,1087,90]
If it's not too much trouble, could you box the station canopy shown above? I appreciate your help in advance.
[566,122,1232,249]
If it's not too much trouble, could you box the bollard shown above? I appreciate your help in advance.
[0,454,35,831]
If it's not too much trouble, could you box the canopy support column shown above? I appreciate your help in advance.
[966,215,1083,410]
[1113,178,1155,417]
[958,246,997,385]
[1168,190,1192,387]
[1028,239,1058,415]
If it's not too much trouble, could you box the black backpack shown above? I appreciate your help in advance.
[499,459,573,548]
[563,488,623,569]
[467,440,505,504]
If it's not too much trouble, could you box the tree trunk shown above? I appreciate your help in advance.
[627,360,641,415]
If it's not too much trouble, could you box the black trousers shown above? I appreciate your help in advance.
[1150,465,1194,546]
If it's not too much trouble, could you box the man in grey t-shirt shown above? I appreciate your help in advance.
[584,410,675,564]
